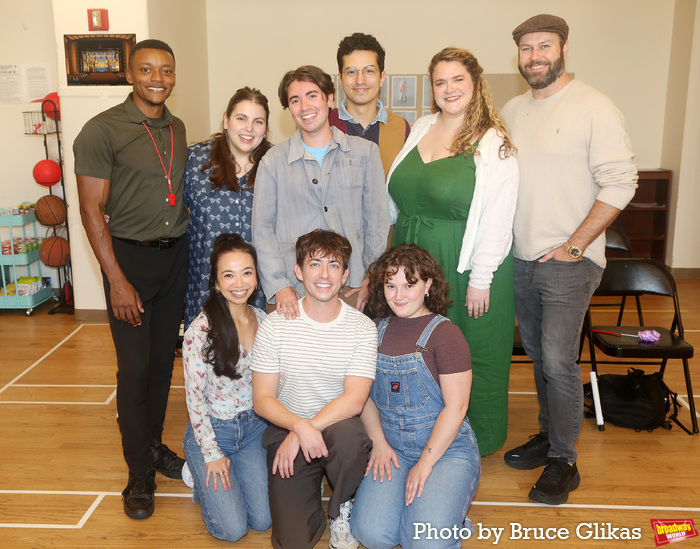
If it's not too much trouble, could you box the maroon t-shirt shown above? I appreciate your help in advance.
[374,314,471,386]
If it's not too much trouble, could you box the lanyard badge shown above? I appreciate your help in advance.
[142,122,175,206]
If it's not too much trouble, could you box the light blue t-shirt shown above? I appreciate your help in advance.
[301,135,329,164]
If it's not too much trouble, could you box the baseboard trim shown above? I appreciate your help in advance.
[670,267,700,279]
[74,309,109,323]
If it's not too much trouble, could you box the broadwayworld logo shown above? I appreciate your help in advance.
[650,519,698,546]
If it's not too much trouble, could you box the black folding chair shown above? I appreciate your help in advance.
[583,258,697,434]
[598,225,643,325]
[512,325,531,364]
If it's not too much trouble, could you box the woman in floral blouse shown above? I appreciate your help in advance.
[182,233,271,541]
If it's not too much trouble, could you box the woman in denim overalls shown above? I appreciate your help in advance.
[351,245,480,549]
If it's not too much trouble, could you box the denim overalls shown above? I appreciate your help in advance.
[351,314,481,549]
[373,315,478,458]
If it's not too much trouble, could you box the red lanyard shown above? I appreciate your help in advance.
[142,122,176,206]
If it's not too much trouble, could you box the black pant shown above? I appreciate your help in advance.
[262,418,372,549]
[103,236,188,473]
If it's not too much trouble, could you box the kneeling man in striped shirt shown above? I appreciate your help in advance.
[252,229,377,549]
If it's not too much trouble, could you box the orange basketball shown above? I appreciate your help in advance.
[35,195,67,226]
[40,236,71,267]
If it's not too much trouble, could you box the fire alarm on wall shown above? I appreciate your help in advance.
[88,9,109,31]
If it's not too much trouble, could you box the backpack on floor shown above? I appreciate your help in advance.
[583,368,687,433]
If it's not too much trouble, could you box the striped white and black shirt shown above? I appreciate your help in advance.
[251,299,377,420]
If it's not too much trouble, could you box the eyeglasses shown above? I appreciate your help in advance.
[342,66,379,79]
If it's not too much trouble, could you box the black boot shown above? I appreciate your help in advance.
[150,441,185,479]
[122,470,156,519]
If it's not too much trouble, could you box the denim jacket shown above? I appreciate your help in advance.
[252,128,389,301]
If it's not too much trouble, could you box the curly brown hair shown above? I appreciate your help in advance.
[367,244,451,317]
[428,47,516,160]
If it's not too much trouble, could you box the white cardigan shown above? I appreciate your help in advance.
[386,113,519,290]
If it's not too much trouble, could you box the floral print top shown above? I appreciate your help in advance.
[184,139,265,329]
[183,307,266,462]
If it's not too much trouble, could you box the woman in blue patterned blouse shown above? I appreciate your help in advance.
[184,87,273,328]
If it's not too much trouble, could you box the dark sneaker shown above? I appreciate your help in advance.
[504,434,550,470]
[122,470,156,520]
[529,458,580,505]
[150,441,185,479]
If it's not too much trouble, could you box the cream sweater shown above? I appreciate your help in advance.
[501,80,638,267]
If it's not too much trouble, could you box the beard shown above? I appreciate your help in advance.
[518,55,565,90]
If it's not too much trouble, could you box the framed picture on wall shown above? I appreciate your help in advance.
[379,84,389,109]
[391,76,416,109]
[64,34,136,86]
[422,76,432,108]
[335,78,346,107]
[394,110,417,125]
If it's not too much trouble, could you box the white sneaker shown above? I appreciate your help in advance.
[329,500,359,549]
[181,461,194,488]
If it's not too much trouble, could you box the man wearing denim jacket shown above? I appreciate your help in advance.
[252,65,388,318]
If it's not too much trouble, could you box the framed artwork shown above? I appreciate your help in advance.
[422,76,432,109]
[379,84,389,109]
[394,110,417,125]
[391,76,416,109]
[335,77,346,107]
[64,34,135,86]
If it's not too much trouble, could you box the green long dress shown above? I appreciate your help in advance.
[389,146,514,455]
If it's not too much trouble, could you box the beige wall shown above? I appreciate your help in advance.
[0,0,61,286]
[205,0,673,169]
[147,0,210,144]
[670,2,700,269]
[14,0,700,312]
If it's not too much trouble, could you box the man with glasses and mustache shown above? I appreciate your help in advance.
[501,14,637,505]
[330,33,410,177]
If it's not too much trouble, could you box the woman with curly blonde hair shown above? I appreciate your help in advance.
[385,47,518,455]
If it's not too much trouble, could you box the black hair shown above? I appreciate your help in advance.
[201,233,259,380]
[336,32,386,73]
[129,39,175,68]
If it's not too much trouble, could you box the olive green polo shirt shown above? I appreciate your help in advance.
[73,93,190,241]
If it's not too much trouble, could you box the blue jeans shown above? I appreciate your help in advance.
[513,258,603,462]
[351,315,480,549]
[351,428,480,549]
[183,410,271,541]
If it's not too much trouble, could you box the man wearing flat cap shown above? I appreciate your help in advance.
[501,14,638,504]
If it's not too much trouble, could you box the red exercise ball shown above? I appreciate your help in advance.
[33,159,62,186]
[40,236,71,268]
[35,195,67,227]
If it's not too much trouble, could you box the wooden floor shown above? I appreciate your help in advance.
[1,282,699,548]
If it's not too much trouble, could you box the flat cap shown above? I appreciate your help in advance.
[512,14,569,45]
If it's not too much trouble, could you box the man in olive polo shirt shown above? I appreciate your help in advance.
[74,39,189,520]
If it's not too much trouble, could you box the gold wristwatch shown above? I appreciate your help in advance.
[564,241,583,259]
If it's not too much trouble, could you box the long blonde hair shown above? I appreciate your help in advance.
[428,47,516,159]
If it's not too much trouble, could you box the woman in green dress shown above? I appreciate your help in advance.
[385,47,518,455]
